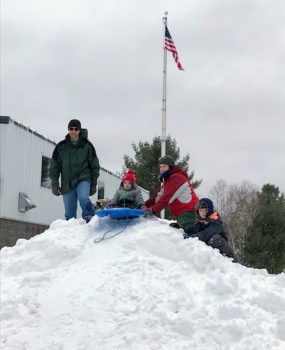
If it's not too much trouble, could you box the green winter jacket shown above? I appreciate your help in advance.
[50,129,100,194]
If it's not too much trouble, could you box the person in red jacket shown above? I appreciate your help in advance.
[145,155,199,232]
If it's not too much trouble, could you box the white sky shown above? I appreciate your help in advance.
[1,0,285,196]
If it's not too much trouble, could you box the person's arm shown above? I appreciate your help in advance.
[145,189,159,208]
[50,144,61,183]
[50,144,63,196]
[197,219,224,242]
[152,175,184,213]
[134,189,145,209]
[88,141,100,184]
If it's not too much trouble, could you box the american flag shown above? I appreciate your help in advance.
[165,26,184,71]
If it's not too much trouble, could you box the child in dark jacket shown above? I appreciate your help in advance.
[110,170,146,209]
[184,198,238,262]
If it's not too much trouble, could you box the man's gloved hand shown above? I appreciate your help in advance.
[169,222,181,229]
[51,181,61,196]
[89,183,97,196]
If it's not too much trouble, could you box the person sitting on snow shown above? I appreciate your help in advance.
[184,198,238,262]
[145,155,199,231]
[109,170,146,209]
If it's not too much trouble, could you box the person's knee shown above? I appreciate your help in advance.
[207,234,224,249]
[77,186,89,204]
[207,234,237,260]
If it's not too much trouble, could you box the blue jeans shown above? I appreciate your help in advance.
[62,181,95,220]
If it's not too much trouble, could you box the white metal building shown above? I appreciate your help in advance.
[0,116,149,246]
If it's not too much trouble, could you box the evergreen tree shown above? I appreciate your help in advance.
[123,135,202,219]
[244,184,285,274]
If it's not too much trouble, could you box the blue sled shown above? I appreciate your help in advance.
[96,208,145,220]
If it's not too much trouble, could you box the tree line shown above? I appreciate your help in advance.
[123,136,285,274]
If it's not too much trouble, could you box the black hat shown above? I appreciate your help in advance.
[68,119,81,129]
[159,155,175,167]
[196,198,214,216]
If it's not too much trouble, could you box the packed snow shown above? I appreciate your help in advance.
[1,215,285,350]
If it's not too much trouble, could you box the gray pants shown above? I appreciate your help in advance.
[207,234,238,262]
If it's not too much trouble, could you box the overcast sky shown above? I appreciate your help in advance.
[1,0,284,196]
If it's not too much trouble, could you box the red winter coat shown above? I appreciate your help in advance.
[145,166,199,219]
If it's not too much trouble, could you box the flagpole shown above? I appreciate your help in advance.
[161,11,168,220]
[161,11,168,159]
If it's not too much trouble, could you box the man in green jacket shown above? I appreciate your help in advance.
[50,119,100,222]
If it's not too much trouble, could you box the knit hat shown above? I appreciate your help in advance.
[196,198,214,216]
[159,155,175,167]
[122,170,136,184]
[68,119,81,130]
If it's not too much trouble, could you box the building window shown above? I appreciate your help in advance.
[98,181,105,200]
[41,156,52,189]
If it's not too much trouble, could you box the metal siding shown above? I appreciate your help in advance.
[0,120,149,226]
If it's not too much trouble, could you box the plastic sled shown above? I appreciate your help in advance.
[96,208,145,220]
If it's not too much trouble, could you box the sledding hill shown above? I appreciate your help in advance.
[1,216,285,350]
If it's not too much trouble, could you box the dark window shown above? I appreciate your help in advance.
[98,181,105,200]
[41,156,52,189]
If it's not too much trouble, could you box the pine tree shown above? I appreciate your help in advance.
[123,135,202,219]
[244,184,285,274]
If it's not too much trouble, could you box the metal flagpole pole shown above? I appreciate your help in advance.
[161,11,168,220]
[161,11,168,158]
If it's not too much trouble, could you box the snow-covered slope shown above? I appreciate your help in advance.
[1,216,285,350]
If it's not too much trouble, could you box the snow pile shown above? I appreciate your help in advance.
[1,216,285,350]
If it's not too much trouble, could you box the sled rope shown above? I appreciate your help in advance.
[94,218,130,243]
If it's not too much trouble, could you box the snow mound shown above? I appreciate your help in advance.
[1,216,285,350]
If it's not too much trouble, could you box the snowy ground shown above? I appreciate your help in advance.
[1,215,285,350]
